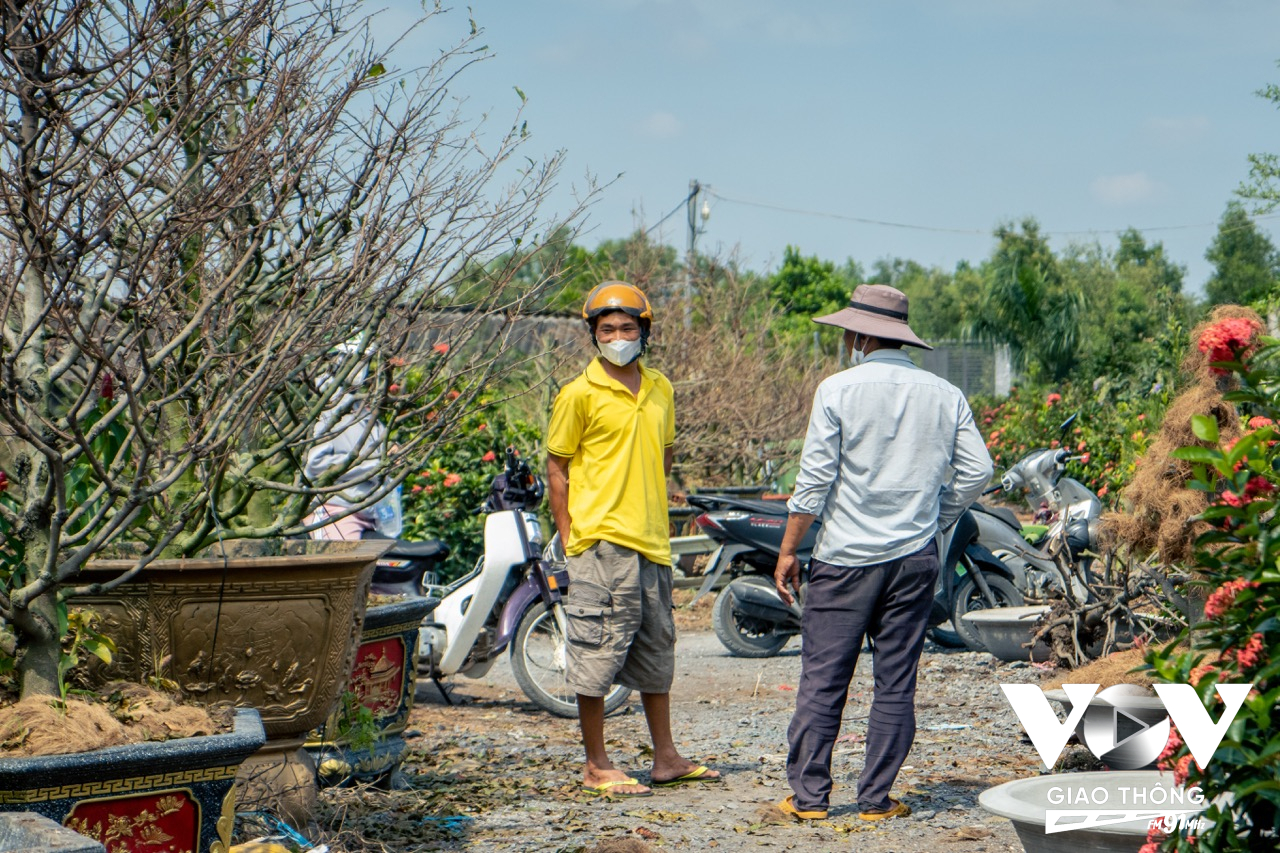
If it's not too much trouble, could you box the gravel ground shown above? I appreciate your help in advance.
[353,625,1066,853]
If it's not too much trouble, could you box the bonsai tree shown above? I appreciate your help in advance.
[0,0,584,702]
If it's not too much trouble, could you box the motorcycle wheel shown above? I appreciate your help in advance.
[950,573,1023,653]
[509,600,632,718]
[713,575,791,658]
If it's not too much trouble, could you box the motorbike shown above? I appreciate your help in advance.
[686,493,1022,656]
[365,448,632,718]
[974,413,1101,611]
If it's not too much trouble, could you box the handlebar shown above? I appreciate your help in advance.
[982,484,1002,496]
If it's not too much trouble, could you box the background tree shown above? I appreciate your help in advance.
[972,218,1083,381]
[0,0,580,700]
[1204,202,1280,307]
[767,245,863,350]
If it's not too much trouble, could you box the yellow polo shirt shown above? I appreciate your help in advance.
[546,357,675,565]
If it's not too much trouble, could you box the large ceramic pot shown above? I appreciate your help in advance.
[0,709,264,853]
[980,770,1203,853]
[961,605,1053,662]
[80,539,387,821]
[306,595,435,787]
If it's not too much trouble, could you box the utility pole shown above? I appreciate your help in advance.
[684,179,709,330]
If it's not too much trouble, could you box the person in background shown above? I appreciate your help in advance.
[547,281,721,798]
[305,340,389,540]
[774,284,993,822]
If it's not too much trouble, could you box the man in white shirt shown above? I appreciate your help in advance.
[773,284,993,822]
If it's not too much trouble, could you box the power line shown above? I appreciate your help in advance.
[645,186,698,236]
[705,188,1280,239]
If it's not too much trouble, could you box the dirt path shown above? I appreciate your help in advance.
[372,630,1054,852]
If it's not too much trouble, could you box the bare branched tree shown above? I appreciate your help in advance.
[0,0,587,698]
[648,263,825,489]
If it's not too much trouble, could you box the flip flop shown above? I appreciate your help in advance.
[776,794,827,820]
[859,798,910,821]
[582,777,653,798]
[651,765,722,787]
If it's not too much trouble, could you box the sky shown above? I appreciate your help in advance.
[379,0,1280,296]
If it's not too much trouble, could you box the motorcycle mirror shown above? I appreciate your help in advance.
[1058,412,1078,440]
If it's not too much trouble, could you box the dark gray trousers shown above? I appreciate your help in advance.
[785,541,939,812]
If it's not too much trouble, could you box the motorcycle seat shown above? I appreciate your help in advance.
[687,494,791,515]
[381,538,451,561]
[972,501,1022,532]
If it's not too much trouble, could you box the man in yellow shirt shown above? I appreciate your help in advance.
[547,281,720,798]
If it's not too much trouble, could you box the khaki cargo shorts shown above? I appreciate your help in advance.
[564,540,676,697]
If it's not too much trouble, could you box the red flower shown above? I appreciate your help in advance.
[1098,485,1109,497]
[433,342,450,355]
[1236,633,1266,670]
[100,373,114,401]
[1204,578,1260,619]
[447,390,461,400]
[1157,727,1183,771]
[1198,317,1264,374]
[1081,453,1091,464]
[1221,490,1244,508]
[443,473,462,487]
[1173,753,1194,785]
[482,450,497,463]
[1137,413,1146,421]
[1245,476,1275,498]
[0,470,7,492]
[1046,392,1062,406]
[477,423,487,431]
[411,484,423,494]
[388,383,401,394]
[1249,416,1275,429]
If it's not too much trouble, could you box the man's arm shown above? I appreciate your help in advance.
[547,454,573,549]
[663,446,673,477]
[938,401,995,529]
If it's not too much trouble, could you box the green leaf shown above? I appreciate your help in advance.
[1191,414,1219,443]
[367,62,385,78]
[81,637,114,665]
[1171,447,1222,464]
[514,85,526,103]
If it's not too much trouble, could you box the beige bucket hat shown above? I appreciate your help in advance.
[812,284,933,350]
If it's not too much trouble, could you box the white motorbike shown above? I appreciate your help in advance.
[412,449,632,717]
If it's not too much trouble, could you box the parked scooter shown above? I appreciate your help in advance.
[974,413,1100,611]
[687,494,1021,656]
[411,448,632,717]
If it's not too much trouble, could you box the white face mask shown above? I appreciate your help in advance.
[599,337,643,367]
[849,333,866,366]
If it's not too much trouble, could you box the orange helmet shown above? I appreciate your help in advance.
[581,281,653,326]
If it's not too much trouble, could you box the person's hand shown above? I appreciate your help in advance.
[775,552,802,606]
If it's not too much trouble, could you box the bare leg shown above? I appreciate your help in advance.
[641,691,721,783]
[579,693,648,794]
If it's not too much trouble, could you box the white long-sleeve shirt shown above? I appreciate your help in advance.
[787,349,994,567]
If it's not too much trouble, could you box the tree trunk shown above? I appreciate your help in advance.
[16,578,61,701]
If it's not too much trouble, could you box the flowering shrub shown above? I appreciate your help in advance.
[396,405,541,584]
[1145,318,1280,851]
[973,383,1164,501]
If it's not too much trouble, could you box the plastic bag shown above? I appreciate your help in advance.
[372,484,403,538]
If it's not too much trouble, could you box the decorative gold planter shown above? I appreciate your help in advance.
[81,539,387,821]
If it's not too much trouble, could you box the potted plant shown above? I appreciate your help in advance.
[0,0,580,843]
